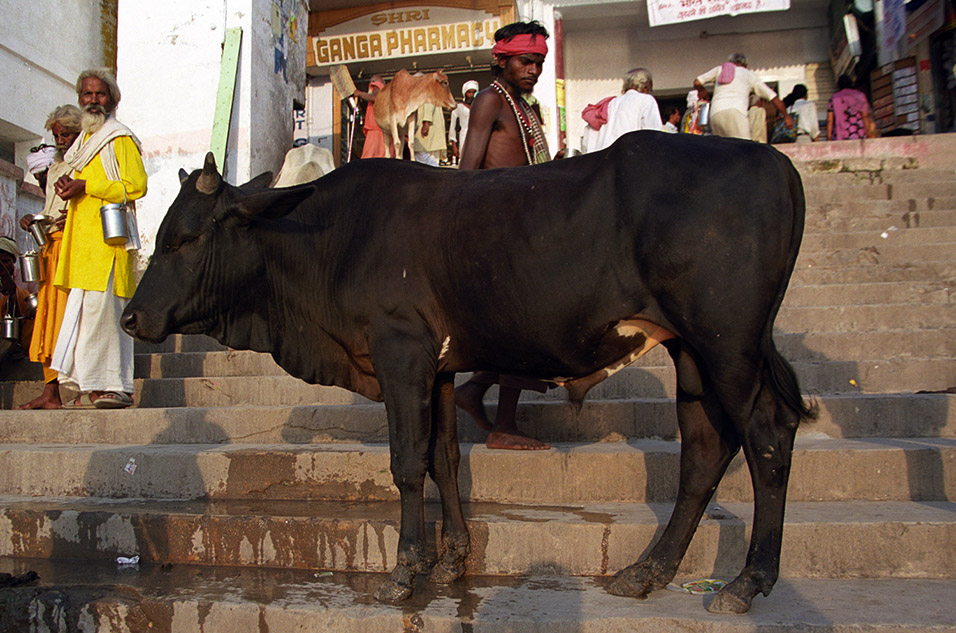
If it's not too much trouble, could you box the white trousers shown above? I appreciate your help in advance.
[710,108,751,140]
[414,151,440,166]
[51,268,134,393]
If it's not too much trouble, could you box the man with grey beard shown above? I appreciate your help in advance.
[49,68,147,409]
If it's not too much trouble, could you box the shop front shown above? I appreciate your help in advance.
[304,0,516,164]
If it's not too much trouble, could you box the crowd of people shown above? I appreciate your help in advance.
[348,46,877,165]
[5,68,146,410]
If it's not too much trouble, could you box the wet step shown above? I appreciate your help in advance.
[0,497,953,579]
[0,394,953,444]
[0,438,951,504]
[2,557,953,633]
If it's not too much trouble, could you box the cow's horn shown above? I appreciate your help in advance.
[196,152,221,194]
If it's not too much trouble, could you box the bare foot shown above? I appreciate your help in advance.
[486,430,550,450]
[18,384,62,410]
[455,381,493,431]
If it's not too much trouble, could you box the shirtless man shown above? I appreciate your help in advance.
[458,21,550,170]
[455,21,553,450]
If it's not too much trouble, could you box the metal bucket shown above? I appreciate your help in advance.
[697,102,711,128]
[28,220,48,248]
[100,203,129,245]
[19,251,43,283]
[1,315,20,340]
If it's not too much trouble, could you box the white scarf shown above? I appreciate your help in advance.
[64,115,143,251]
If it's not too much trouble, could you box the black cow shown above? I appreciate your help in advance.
[122,131,813,614]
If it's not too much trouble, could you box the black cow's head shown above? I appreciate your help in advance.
[122,152,312,345]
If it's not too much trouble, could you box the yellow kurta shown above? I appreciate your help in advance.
[53,134,147,298]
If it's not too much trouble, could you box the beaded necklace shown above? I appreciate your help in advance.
[491,81,550,165]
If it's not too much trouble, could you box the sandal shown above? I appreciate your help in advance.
[93,391,134,409]
[63,393,97,409]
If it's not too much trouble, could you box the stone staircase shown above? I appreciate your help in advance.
[1,135,955,632]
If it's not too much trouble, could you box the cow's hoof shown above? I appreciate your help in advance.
[605,566,653,599]
[429,532,469,585]
[374,564,415,603]
[428,559,465,585]
[706,588,752,614]
[374,578,413,603]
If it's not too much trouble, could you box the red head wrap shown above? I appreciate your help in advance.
[492,33,548,58]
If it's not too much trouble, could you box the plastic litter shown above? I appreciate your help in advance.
[880,226,898,239]
[666,578,727,594]
[116,555,140,567]
[314,571,333,577]
[124,458,137,476]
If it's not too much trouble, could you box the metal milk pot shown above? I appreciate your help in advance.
[100,203,130,245]
[1,315,20,340]
[19,251,43,283]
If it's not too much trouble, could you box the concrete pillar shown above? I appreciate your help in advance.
[117,0,307,267]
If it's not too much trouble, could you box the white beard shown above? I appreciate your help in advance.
[81,109,107,134]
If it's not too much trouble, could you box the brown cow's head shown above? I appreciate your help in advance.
[429,71,456,110]
[122,153,310,345]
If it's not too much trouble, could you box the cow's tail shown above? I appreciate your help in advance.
[763,155,816,423]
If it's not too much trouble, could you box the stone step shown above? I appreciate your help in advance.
[782,281,955,307]
[797,242,955,268]
[790,261,956,285]
[0,438,950,504]
[8,352,943,408]
[803,180,956,204]
[801,225,956,249]
[817,196,956,218]
[803,183,891,203]
[801,167,956,186]
[127,327,956,382]
[0,393,952,445]
[783,133,956,171]
[0,497,953,581]
[804,208,956,233]
[2,558,953,633]
[778,303,956,332]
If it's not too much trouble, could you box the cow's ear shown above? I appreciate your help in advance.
[178,169,189,185]
[238,171,274,192]
[235,186,314,220]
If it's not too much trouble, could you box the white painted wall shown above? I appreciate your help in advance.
[0,0,104,153]
[118,0,307,267]
[0,0,104,258]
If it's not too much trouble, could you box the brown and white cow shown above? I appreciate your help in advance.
[373,69,456,160]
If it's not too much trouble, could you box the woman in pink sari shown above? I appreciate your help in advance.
[827,74,875,140]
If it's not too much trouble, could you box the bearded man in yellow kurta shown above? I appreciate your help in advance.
[50,69,147,409]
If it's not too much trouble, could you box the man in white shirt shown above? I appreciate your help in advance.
[662,106,680,133]
[589,68,663,152]
[694,53,792,140]
[448,80,478,165]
